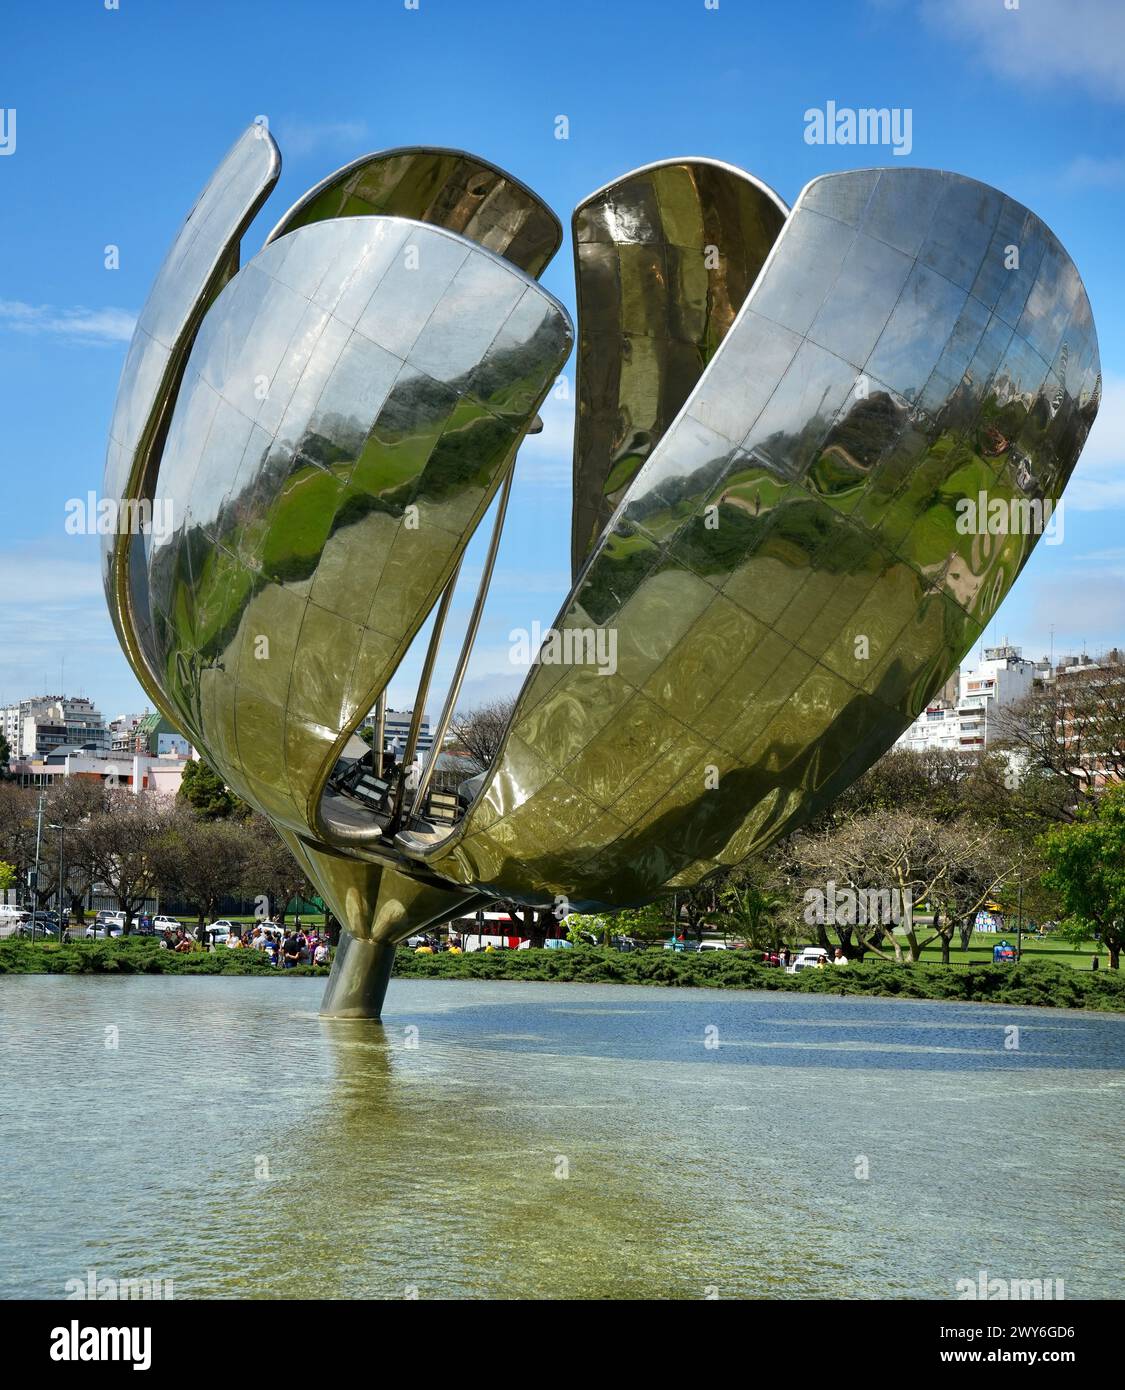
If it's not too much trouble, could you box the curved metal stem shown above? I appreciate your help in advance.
[389,561,462,825]
[408,462,515,823]
[372,689,386,778]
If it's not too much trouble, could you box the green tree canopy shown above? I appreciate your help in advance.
[178,758,248,820]
[1041,784,1125,969]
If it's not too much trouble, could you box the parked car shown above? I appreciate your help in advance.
[0,904,30,924]
[208,920,238,944]
[786,946,829,974]
[663,937,700,952]
[87,910,125,939]
[153,915,181,932]
[22,913,61,937]
[699,940,732,951]
[609,935,640,952]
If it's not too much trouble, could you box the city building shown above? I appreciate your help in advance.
[9,746,190,796]
[0,695,109,759]
[1051,650,1125,790]
[359,707,432,758]
[896,646,1035,753]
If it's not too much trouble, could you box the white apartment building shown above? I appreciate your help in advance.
[11,747,190,795]
[1,695,109,759]
[360,707,433,757]
[896,645,1035,753]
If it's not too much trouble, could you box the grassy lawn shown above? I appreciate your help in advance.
[906,931,1103,971]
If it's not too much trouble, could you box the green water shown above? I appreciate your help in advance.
[2,976,1122,1299]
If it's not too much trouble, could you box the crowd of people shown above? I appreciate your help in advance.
[221,920,330,967]
[158,919,330,967]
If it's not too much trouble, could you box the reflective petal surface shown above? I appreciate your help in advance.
[570,158,789,573]
[419,168,1099,909]
[104,139,1100,1016]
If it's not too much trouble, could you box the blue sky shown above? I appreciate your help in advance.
[0,0,1122,724]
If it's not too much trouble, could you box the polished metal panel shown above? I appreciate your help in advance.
[135,215,571,841]
[417,168,1099,909]
[103,125,281,722]
[102,127,570,1016]
[106,139,1099,1017]
[265,146,561,277]
[570,159,789,574]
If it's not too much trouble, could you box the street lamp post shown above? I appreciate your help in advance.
[1016,868,1024,962]
[48,823,65,940]
[30,791,45,943]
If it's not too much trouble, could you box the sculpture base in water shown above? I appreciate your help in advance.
[294,847,484,1019]
[320,931,398,1020]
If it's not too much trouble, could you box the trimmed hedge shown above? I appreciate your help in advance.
[0,938,327,977]
[390,947,1125,1011]
[2,939,1122,1011]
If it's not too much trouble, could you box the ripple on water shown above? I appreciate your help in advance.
[0,976,1122,1299]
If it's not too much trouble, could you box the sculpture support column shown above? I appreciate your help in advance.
[281,835,485,1019]
[320,931,397,1020]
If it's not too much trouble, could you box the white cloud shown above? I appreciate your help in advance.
[924,0,1125,102]
[272,118,369,159]
[1066,373,1125,509]
[0,539,131,708]
[0,300,136,344]
[1060,154,1125,189]
[515,389,575,488]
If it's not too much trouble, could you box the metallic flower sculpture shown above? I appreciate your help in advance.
[104,126,1100,1016]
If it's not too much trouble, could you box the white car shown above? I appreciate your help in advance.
[209,920,240,945]
[0,905,29,939]
[786,946,830,974]
[153,915,181,932]
[699,940,732,951]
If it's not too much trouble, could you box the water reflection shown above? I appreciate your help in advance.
[1,978,1121,1299]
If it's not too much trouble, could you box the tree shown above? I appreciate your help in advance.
[1040,783,1125,969]
[178,758,248,821]
[40,778,108,922]
[0,734,10,779]
[0,860,14,892]
[82,792,178,931]
[161,808,256,936]
[448,697,516,772]
[991,655,1125,812]
[674,873,729,938]
[0,783,36,894]
[927,822,1022,963]
[720,877,791,952]
[806,746,977,833]
[241,814,314,926]
[794,809,1018,963]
